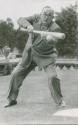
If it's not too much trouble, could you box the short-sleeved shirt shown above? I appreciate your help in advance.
[26,15,62,68]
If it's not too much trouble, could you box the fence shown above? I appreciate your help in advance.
[0,58,78,75]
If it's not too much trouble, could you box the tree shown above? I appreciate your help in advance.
[0,19,16,49]
[0,19,28,52]
[15,29,29,52]
[56,5,77,57]
[6,18,14,28]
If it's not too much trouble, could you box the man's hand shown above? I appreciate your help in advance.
[40,34,58,42]
[26,25,34,33]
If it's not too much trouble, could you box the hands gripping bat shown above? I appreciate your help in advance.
[17,18,65,40]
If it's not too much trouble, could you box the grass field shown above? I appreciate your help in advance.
[0,67,78,124]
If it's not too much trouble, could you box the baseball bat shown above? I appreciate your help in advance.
[18,17,65,39]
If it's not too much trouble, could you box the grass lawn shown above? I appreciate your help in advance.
[0,67,78,124]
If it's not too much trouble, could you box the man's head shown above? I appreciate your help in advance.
[40,6,54,25]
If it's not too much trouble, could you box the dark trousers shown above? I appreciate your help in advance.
[7,49,63,105]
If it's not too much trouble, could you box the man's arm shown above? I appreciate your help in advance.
[17,14,39,29]
[17,17,34,30]
[17,17,65,43]
[17,16,35,51]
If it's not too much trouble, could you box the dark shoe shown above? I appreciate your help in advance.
[4,100,17,108]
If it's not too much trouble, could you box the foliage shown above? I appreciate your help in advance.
[0,19,15,49]
[15,29,28,52]
[56,5,77,57]
[0,19,28,52]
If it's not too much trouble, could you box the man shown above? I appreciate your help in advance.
[5,6,66,107]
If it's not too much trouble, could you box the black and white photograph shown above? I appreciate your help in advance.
[0,0,78,124]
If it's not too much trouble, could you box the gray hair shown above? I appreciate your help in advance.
[41,6,54,16]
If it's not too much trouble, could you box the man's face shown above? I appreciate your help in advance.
[40,7,54,25]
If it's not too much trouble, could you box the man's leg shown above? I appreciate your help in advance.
[44,64,66,107]
[5,61,36,107]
